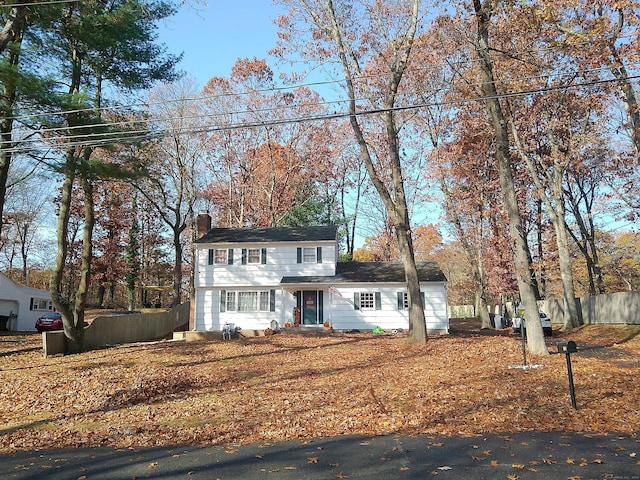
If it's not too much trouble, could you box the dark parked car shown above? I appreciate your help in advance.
[35,312,63,332]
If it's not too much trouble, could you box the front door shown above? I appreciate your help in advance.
[302,290,318,325]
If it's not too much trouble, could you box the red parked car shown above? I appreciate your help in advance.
[35,312,63,332]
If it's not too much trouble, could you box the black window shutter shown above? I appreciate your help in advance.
[241,248,247,265]
[316,246,322,263]
[270,289,276,312]
[297,247,302,263]
[397,292,404,310]
[220,290,226,312]
[353,292,360,310]
[30,298,34,310]
[261,248,267,264]
[421,291,425,308]
[375,292,382,310]
[208,249,214,265]
[318,290,324,322]
[228,248,234,265]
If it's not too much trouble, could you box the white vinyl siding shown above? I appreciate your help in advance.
[329,284,448,333]
[197,243,337,288]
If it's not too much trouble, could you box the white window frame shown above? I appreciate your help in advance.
[214,249,228,264]
[259,291,270,311]
[247,248,261,264]
[302,247,316,263]
[226,291,236,312]
[225,290,272,312]
[31,298,53,311]
[359,292,375,310]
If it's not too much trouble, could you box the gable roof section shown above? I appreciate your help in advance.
[196,225,338,244]
[280,261,447,285]
[0,271,50,297]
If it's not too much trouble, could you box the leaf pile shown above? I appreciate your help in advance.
[1,322,639,453]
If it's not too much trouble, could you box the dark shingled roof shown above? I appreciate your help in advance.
[280,261,447,284]
[196,225,338,244]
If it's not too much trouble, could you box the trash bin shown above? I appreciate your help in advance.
[0,315,8,331]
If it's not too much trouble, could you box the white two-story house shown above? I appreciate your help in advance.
[193,213,449,334]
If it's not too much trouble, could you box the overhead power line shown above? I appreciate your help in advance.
[0,0,79,7]
[3,72,639,155]
[3,63,636,149]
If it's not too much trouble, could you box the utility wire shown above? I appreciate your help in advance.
[5,72,639,155]
[0,0,79,7]
[5,39,636,124]
[4,63,636,149]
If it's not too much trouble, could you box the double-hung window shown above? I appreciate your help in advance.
[214,249,227,263]
[225,291,236,312]
[247,248,261,264]
[241,248,267,264]
[208,248,234,265]
[303,247,316,262]
[259,291,270,311]
[296,246,323,263]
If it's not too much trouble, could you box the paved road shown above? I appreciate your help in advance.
[1,432,638,479]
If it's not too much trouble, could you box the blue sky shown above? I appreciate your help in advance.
[157,2,288,88]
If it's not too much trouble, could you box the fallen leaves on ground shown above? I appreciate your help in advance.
[0,322,638,453]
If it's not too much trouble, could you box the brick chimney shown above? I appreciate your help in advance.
[196,210,211,238]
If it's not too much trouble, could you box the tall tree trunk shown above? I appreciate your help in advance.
[533,199,545,298]
[473,0,547,355]
[172,227,183,307]
[50,152,78,349]
[607,13,640,156]
[96,285,105,308]
[0,6,24,54]
[439,173,491,329]
[68,171,95,352]
[0,24,21,240]
[321,0,427,341]
[509,104,583,329]
[547,174,581,329]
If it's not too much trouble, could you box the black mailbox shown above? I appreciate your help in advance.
[557,341,577,353]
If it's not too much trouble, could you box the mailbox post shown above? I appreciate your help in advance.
[557,341,578,409]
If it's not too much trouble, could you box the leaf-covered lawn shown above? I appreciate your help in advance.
[1,322,639,453]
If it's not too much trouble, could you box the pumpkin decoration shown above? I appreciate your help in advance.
[323,321,330,328]
[284,322,292,328]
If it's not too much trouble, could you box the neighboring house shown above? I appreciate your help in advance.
[193,213,449,334]
[0,272,54,331]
